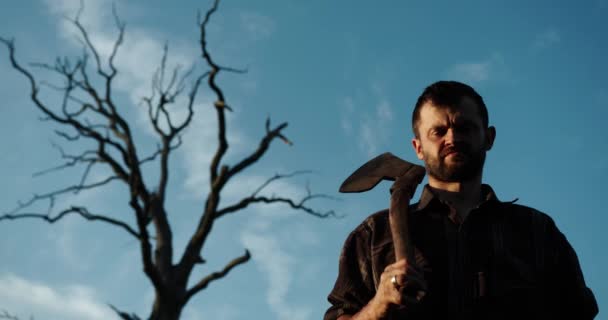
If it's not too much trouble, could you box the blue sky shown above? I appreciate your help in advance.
[0,0,606,319]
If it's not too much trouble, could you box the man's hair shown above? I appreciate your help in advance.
[412,81,488,137]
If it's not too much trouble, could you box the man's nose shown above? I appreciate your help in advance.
[444,127,464,145]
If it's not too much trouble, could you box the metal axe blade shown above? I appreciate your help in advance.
[339,152,426,262]
[339,152,425,193]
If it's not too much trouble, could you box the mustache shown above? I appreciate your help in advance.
[440,144,471,158]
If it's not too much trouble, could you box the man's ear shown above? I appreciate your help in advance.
[412,137,424,160]
[485,126,496,150]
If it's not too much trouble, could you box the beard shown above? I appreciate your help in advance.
[423,143,486,182]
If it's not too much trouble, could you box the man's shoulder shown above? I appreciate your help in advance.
[352,208,389,234]
[359,203,421,226]
[349,203,420,238]
[494,200,558,229]
[498,201,549,217]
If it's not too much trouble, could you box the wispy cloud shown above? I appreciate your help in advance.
[444,53,506,84]
[31,169,119,272]
[44,0,111,37]
[241,225,312,320]
[0,273,117,320]
[376,99,393,123]
[38,2,313,319]
[185,303,240,320]
[532,29,560,52]
[340,85,394,156]
[239,12,275,41]
[42,0,251,200]
[340,97,355,135]
[229,174,320,320]
[180,102,249,198]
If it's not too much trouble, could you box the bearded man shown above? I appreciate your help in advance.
[324,81,598,319]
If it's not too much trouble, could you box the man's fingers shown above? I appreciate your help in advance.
[416,290,426,301]
[383,259,407,273]
[386,262,425,279]
[381,257,429,308]
[398,290,427,306]
[383,260,427,287]
[401,278,427,295]
[405,265,426,280]
[389,273,407,288]
[388,272,427,295]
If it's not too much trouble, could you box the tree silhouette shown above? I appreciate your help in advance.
[0,1,334,319]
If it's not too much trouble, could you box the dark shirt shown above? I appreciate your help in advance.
[325,185,598,320]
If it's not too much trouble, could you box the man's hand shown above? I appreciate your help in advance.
[372,258,428,318]
[346,167,427,320]
[339,258,428,320]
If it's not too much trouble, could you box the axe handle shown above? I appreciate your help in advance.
[389,188,414,262]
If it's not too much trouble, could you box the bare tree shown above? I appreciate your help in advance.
[0,1,334,319]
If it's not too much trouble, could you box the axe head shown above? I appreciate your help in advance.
[339,152,426,193]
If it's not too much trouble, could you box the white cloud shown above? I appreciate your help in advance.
[44,0,111,37]
[43,0,197,110]
[340,97,355,135]
[37,3,312,320]
[532,29,560,52]
[185,303,239,320]
[444,53,505,84]
[241,228,312,320]
[240,12,276,41]
[446,61,490,82]
[36,170,119,272]
[358,99,394,157]
[234,174,321,320]
[340,87,395,156]
[359,118,378,156]
[0,273,117,320]
[376,99,393,123]
[181,106,250,198]
[42,0,250,200]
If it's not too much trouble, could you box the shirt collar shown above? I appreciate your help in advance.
[413,183,500,213]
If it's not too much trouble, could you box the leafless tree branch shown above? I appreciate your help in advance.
[185,249,251,301]
[177,1,333,290]
[218,193,338,219]
[252,170,312,196]
[215,170,337,218]
[0,206,140,239]
[227,120,292,180]
[1,1,335,318]
[1,13,163,293]
[109,304,142,320]
[32,144,98,177]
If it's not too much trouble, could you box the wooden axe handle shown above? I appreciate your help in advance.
[388,167,425,262]
[389,186,414,262]
[338,152,425,262]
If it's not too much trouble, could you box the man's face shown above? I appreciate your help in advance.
[412,97,495,182]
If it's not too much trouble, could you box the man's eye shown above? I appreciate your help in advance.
[432,128,446,136]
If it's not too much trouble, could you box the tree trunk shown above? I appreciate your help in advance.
[148,296,184,320]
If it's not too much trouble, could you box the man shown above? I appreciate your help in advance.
[325,81,598,319]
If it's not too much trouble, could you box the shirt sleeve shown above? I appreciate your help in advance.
[324,225,377,320]
[543,216,598,319]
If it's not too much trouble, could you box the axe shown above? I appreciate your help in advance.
[340,152,426,262]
